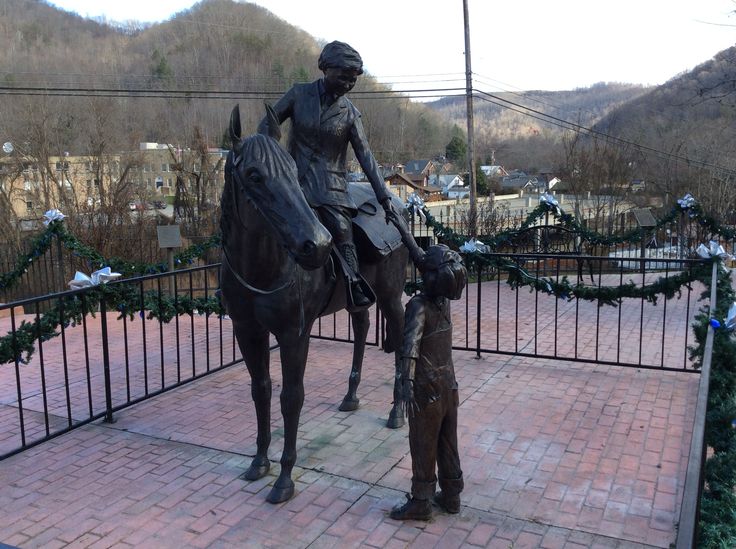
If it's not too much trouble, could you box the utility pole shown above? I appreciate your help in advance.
[463,0,477,237]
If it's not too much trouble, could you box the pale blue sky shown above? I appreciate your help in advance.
[47,0,736,93]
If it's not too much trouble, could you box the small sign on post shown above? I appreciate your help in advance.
[633,208,657,274]
[157,225,182,296]
[632,208,657,228]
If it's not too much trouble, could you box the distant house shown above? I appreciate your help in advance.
[501,170,544,191]
[630,179,646,192]
[479,165,509,179]
[546,177,561,190]
[402,159,445,187]
[385,172,443,202]
[429,174,468,199]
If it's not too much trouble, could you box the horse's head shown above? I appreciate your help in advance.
[225,104,332,270]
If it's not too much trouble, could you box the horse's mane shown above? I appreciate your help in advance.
[220,134,296,249]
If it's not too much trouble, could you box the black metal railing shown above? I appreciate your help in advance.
[310,252,705,372]
[0,236,717,542]
[0,264,242,460]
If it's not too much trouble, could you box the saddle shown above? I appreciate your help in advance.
[348,182,406,263]
[319,183,406,313]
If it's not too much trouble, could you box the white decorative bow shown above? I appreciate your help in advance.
[405,192,426,222]
[696,241,730,261]
[68,267,122,289]
[539,193,562,216]
[676,193,697,218]
[43,209,65,226]
[460,238,490,254]
[677,193,696,210]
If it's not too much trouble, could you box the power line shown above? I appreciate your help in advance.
[1,81,732,176]
[0,84,466,100]
[474,88,736,175]
[475,69,736,144]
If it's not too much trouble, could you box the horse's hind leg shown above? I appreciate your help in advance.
[339,309,369,411]
[234,325,272,481]
[382,295,406,429]
[267,333,311,504]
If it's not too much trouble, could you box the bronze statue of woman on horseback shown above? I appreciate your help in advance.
[219,41,408,503]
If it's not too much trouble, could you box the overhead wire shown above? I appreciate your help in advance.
[472,72,648,125]
[0,78,732,176]
[473,88,736,175]
[0,84,466,100]
[473,70,736,156]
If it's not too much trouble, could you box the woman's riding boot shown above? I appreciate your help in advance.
[341,244,371,307]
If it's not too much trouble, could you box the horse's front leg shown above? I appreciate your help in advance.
[234,324,272,481]
[267,332,311,504]
[339,309,370,411]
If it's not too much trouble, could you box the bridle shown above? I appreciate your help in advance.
[223,147,295,296]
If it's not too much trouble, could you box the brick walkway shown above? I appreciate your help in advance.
[0,335,698,548]
[0,274,705,547]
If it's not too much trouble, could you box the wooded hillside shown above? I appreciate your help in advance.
[427,83,651,170]
[0,0,455,161]
[594,46,736,169]
[1,0,734,218]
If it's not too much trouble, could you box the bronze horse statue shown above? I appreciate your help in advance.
[219,105,409,503]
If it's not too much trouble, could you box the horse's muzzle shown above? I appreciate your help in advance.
[295,238,331,270]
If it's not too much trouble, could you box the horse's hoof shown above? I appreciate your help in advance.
[386,413,404,429]
[339,397,359,412]
[266,479,295,504]
[242,458,270,481]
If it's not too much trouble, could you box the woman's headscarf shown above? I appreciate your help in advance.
[318,41,363,74]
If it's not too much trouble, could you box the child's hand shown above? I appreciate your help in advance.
[402,378,419,418]
[399,357,419,417]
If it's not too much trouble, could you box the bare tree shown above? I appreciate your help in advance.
[171,127,224,236]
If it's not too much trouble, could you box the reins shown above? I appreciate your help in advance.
[224,146,307,336]
[221,247,294,296]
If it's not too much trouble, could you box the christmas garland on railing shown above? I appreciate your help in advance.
[689,264,736,546]
[0,214,67,292]
[405,192,719,306]
[0,210,222,293]
[415,192,731,252]
[501,256,701,306]
[0,280,225,365]
[405,252,705,307]
[0,194,728,364]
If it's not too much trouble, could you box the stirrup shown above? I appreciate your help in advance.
[346,276,375,312]
[332,246,376,312]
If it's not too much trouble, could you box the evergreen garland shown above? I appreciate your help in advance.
[0,220,66,291]
[0,282,225,365]
[0,220,222,292]
[420,193,726,251]
[693,266,736,547]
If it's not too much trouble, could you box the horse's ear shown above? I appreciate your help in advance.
[229,104,241,151]
[260,103,282,141]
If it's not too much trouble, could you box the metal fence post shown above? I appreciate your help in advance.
[99,296,115,423]
[476,263,482,359]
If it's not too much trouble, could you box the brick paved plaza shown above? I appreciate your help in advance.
[0,278,703,547]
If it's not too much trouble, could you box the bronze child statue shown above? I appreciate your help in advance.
[386,212,468,521]
[258,40,394,310]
